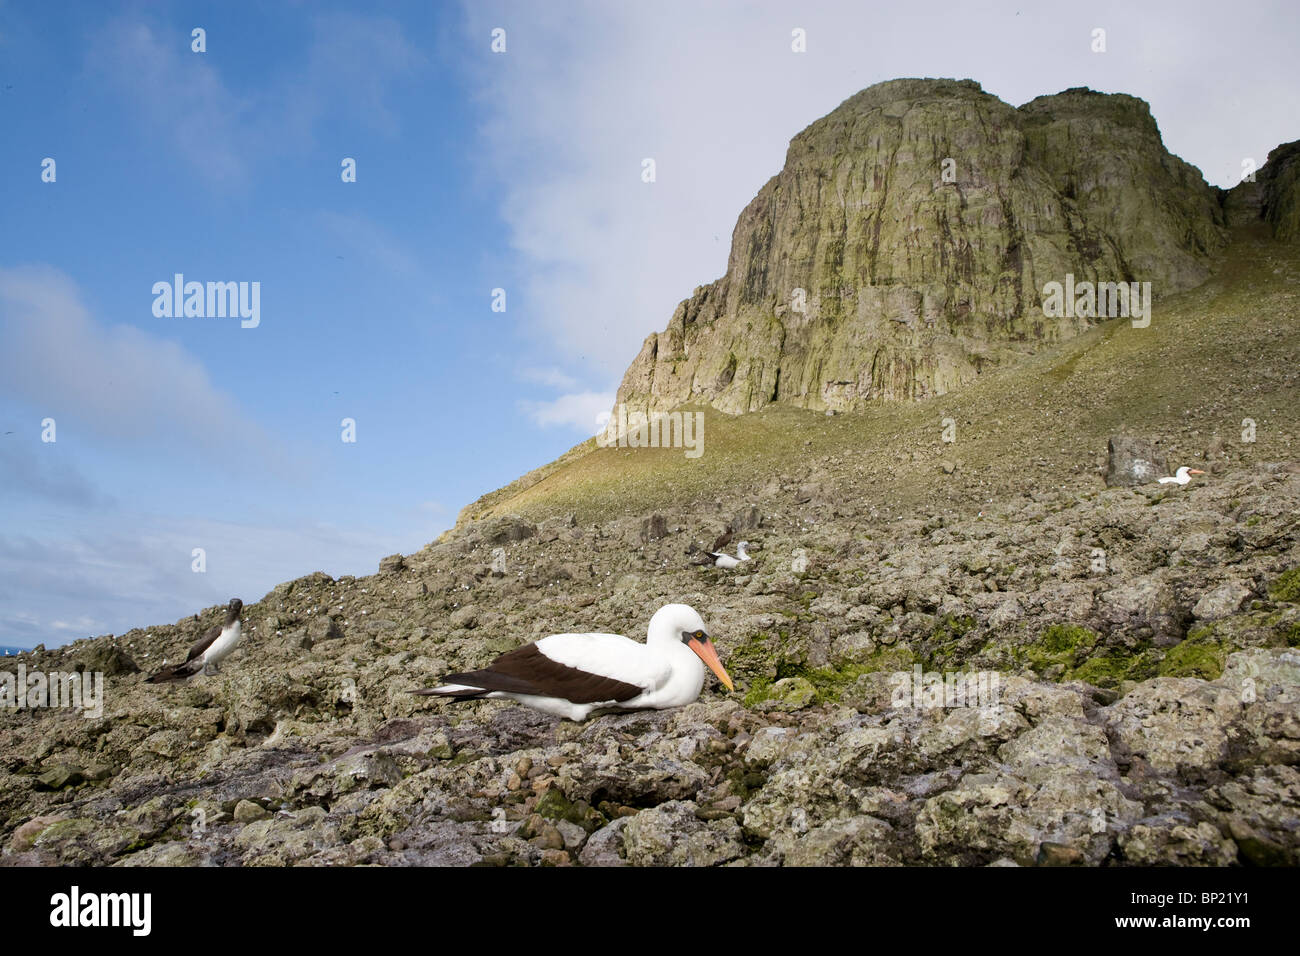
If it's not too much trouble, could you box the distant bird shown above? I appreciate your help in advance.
[1158,467,1207,485]
[146,599,243,683]
[706,541,751,569]
[413,603,734,720]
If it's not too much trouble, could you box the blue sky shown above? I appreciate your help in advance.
[1,0,1297,647]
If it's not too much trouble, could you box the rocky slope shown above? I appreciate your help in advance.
[614,79,1243,417]
[2,457,1298,866]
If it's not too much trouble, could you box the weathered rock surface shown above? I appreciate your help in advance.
[3,458,1298,867]
[1224,140,1300,241]
[1105,435,1167,487]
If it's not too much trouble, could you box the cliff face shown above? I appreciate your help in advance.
[1224,140,1300,240]
[614,79,1229,416]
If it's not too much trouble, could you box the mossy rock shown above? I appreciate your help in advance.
[1022,624,1099,674]
[534,788,605,833]
[762,676,817,711]
[1158,628,1229,681]
[1268,567,1300,603]
[1068,648,1159,688]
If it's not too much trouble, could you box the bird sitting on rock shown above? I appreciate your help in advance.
[413,603,734,720]
[146,599,243,683]
[1158,466,1206,485]
[705,541,751,569]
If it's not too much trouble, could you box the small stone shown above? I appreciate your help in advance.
[532,823,565,851]
[233,800,270,823]
[1192,583,1252,621]
[36,767,84,791]
[10,815,66,853]
[1036,842,1085,866]
[760,676,817,712]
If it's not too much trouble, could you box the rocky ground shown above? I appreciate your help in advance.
[2,454,1298,866]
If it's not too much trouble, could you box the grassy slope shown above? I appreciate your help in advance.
[460,228,1299,528]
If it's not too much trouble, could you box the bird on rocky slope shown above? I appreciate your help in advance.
[705,541,751,569]
[146,599,244,683]
[1158,466,1207,485]
[413,603,734,720]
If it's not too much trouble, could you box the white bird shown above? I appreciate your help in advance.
[1158,466,1207,485]
[706,541,751,569]
[414,603,735,721]
[146,599,244,682]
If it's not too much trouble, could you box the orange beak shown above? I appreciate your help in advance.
[688,637,735,692]
[1188,469,1206,475]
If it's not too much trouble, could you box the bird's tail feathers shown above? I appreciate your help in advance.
[145,660,201,683]
[411,682,489,700]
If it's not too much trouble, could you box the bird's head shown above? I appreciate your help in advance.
[227,598,243,617]
[649,604,735,692]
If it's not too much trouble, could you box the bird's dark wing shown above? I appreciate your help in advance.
[437,643,644,704]
[184,623,222,662]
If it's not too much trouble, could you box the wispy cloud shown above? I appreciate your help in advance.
[519,390,614,434]
[85,19,252,184]
[0,265,274,465]
[276,12,424,140]
[0,438,111,509]
[517,366,579,391]
[85,12,424,185]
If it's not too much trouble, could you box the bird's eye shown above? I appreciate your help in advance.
[695,630,705,639]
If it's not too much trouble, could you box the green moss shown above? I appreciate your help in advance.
[1020,624,1099,675]
[1268,567,1300,603]
[741,677,774,708]
[924,614,977,669]
[1158,626,1228,680]
[534,788,606,832]
[1039,624,1098,655]
[741,645,915,707]
[1068,648,1159,688]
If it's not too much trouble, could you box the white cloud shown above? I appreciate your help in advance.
[519,390,615,434]
[461,0,1300,381]
[85,19,251,184]
[0,265,276,465]
[85,13,423,185]
[517,366,579,390]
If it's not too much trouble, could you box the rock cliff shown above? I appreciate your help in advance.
[614,79,1230,415]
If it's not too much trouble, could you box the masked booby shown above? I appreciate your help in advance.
[413,603,734,720]
[1158,467,1206,485]
[706,541,750,569]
